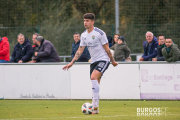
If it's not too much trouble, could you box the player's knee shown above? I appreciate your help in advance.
[91,76,97,80]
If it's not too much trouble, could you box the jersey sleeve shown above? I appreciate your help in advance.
[100,32,108,45]
[80,34,86,46]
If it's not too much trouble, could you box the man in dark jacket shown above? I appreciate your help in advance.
[34,36,60,62]
[162,38,180,62]
[10,33,33,63]
[139,31,158,61]
[152,35,165,61]
[71,32,90,62]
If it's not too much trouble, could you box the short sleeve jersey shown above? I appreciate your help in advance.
[80,27,110,63]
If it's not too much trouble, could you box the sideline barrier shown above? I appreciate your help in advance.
[0,62,180,99]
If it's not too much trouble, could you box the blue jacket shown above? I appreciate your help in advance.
[71,40,90,62]
[10,38,33,62]
[142,36,158,61]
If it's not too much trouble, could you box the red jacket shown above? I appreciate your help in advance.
[0,37,10,61]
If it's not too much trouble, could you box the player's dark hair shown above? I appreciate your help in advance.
[73,32,80,36]
[83,13,95,21]
[158,34,165,40]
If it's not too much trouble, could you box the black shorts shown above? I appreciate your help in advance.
[90,61,110,77]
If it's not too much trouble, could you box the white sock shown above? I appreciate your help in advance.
[91,80,99,108]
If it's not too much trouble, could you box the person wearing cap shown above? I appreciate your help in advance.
[34,36,60,62]
[10,33,33,63]
[110,36,131,62]
[0,36,10,63]
[139,31,158,61]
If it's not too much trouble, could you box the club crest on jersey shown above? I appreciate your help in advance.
[92,35,95,40]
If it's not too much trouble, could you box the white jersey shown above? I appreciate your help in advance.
[80,27,110,63]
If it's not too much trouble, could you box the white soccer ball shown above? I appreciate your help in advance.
[81,102,94,115]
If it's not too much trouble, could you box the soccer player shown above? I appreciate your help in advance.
[63,13,118,114]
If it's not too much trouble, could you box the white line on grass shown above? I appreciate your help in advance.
[0,115,137,120]
[1,114,180,120]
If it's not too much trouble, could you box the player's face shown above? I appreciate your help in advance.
[114,35,119,43]
[158,36,165,45]
[32,35,38,44]
[146,33,153,43]
[165,39,173,48]
[84,19,94,29]
[17,36,25,45]
[73,34,80,43]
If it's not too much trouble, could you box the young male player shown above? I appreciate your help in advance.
[63,13,118,114]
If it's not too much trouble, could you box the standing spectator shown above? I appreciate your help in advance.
[71,32,90,62]
[0,36,10,63]
[112,34,120,45]
[10,33,33,63]
[110,36,131,62]
[139,31,158,61]
[152,34,165,61]
[34,36,60,62]
[162,38,180,62]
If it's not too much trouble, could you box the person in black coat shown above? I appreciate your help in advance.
[34,36,60,62]
[152,35,165,61]
[10,33,33,63]
[71,32,90,62]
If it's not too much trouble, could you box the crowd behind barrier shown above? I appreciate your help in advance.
[0,31,180,63]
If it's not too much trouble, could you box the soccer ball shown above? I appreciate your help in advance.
[81,102,94,115]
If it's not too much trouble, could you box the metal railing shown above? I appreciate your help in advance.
[59,53,143,62]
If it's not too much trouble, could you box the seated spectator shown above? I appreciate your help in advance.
[107,36,113,48]
[10,33,33,63]
[71,32,90,62]
[152,34,165,61]
[112,34,120,45]
[139,31,158,61]
[0,36,10,63]
[34,36,60,62]
[162,38,180,62]
[110,36,131,62]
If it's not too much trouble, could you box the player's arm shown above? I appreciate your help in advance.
[103,43,118,67]
[63,46,85,70]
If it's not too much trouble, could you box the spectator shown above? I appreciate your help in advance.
[34,36,60,62]
[10,33,33,63]
[112,34,120,45]
[139,31,158,61]
[0,36,10,63]
[110,36,131,62]
[71,32,90,62]
[107,36,113,48]
[162,38,180,62]
[28,33,40,63]
[152,34,165,61]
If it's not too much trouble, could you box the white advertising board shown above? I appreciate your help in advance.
[70,64,140,99]
[0,65,4,99]
[140,64,180,99]
[2,65,71,99]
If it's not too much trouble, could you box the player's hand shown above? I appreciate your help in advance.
[63,62,73,71]
[112,61,118,67]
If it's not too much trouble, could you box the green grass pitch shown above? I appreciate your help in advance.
[0,100,180,120]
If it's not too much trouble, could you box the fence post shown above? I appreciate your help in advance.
[37,25,40,33]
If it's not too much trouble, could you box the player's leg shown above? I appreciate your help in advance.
[91,70,102,114]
